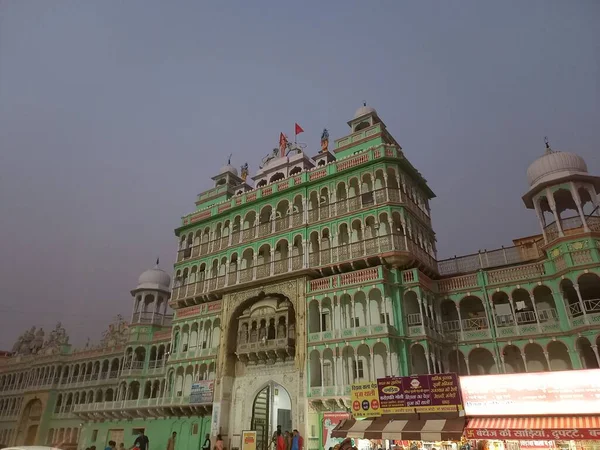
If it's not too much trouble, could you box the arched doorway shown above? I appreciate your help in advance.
[251,382,292,450]
[17,398,43,445]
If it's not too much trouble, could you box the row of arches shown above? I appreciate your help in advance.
[0,396,21,417]
[132,293,170,325]
[168,362,216,398]
[0,357,124,393]
[307,288,393,334]
[443,340,587,376]
[308,343,398,388]
[173,320,221,354]
[46,427,79,445]
[439,273,600,334]
[173,211,435,300]
[177,166,431,262]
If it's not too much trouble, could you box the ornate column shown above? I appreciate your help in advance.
[543,351,551,370]
[592,345,600,368]
[369,349,375,381]
[546,189,564,237]
[533,199,548,243]
[319,356,324,388]
[573,283,589,324]
[570,182,590,232]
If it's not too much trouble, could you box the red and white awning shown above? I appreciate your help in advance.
[466,416,600,441]
[332,417,465,441]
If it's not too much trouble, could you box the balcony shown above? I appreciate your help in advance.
[172,232,437,306]
[544,215,600,243]
[568,298,600,327]
[176,186,433,264]
[72,394,213,419]
[131,312,173,326]
[442,307,561,341]
[169,346,218,362]
[236,337,295,364]
[308,324,394,343]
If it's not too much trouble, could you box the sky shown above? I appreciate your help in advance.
[0,1,598,349]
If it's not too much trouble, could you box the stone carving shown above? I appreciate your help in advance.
[100,314,129,348]
[41,322,70,355]
[260,148,280,168]
[30,328,45,354]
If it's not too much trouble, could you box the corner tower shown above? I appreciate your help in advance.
[523,140,600,243]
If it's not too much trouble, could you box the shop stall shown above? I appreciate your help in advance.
[460,369,600,450]
[332,374,466,450]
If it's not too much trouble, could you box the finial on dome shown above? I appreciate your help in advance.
[363,101,367,107]
[544,136,553,154]
[155,257,159,268]
[227,153,232,165]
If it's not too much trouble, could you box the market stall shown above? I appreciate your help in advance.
[460,369,600,450]
[332,374,466,450]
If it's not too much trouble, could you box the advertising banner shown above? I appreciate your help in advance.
[465,427,600,441]
[460,369,600,416]
[241,430,257,450]
[351,381,381,418]
[190,380,214,404]
[377,373,462,414]
[323,412,350,450]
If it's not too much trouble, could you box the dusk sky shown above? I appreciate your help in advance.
[0,1,598,349]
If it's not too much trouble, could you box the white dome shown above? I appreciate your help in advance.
[527,149,588,187]
[137,268,171,290]
[353,104,377,119]
[220,164,238,176]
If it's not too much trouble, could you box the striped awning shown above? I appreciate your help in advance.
[466,416,600,441]
[332,416,466,441]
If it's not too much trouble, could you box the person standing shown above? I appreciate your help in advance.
[215,434,224,450]
[166,432,176,450]
[202,434,211,450]
[132,430,149,450]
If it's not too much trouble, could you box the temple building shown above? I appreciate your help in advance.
[1,106,599,450]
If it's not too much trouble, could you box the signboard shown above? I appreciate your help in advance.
[351,381,381,418]
[323,413,350,450]
[241,430,257,450]
[377,373,462,414]
[190,380,214,404]
[211,402,221,437]
[465,427,600,441]
[460,369,600,416]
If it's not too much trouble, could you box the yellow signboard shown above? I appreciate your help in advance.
[351,381,381,418]
[241,430,257,450]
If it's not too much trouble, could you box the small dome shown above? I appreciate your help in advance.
[220,164,238,176]
[137,267,171,290]
[353,104,377,119]
[527,149,588,187]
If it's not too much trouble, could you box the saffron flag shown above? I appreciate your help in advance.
[295,123,304,135]
[279,132,288,157]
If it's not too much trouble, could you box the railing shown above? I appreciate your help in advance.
[172,232,435,302]
[406,313,422,326]
[544,215,600,244]
[569,298,600,317]
[308,267,382,293]
[438,246,535,277]
[176,186,432,263]
[131,312,173,326]
[72,394,213,413]
[237,337,294,354]
[486,262,546,284]
[438,273,479,292]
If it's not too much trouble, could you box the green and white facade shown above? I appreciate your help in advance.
[1,105,600,450]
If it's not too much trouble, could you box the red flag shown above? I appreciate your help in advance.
[295,123,304,135]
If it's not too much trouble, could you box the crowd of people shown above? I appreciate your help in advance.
[272,425,304,450]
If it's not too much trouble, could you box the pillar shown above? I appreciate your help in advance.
[533,199,548,243]
[546,189,564,237]
[570,182,590,232]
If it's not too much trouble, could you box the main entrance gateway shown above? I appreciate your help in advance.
[251,382,292,450]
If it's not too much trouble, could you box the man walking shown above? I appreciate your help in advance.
[132,430,149,450]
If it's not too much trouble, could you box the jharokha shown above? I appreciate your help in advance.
[1,106,600,450]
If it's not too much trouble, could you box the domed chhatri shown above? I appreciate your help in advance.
[526,143,588,188]
[137,267,171,290]
[353,103,377,120]
[219,163,238,177]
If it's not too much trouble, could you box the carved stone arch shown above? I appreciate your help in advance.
[217,278,307,379]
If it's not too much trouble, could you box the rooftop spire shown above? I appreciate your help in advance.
[155,257,159,268]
